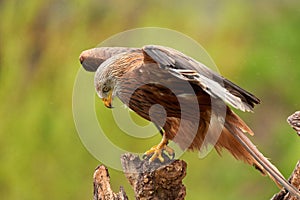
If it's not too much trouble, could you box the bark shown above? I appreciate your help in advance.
[93,165,128,200]
[271,111,300,200]
[272,161,300,200]
[93,154,187,200]
[121,153,187,200]
[287,111,300,137]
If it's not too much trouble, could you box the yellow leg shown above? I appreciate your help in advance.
[144,134,175,162]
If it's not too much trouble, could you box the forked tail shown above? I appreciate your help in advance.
[222,110,300,198]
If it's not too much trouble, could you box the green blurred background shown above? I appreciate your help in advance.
[0,0,299,199]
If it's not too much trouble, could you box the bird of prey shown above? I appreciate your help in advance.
[79,45,300,197]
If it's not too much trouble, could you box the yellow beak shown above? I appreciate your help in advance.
[102,91,113,108]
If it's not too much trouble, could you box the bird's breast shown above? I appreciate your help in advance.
[116,63,211,123]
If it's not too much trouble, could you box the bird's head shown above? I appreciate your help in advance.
[95,79,115,108]
[94,56,120,109]
[91,51,140,109]
[94,72,117,109]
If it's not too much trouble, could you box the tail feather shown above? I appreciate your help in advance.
[169,108,300,198]
[215,127,266,175]
[222,110,300,198]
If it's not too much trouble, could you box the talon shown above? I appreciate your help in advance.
[143,135,175,163]
[142,154,148,160]
[164,145,175,158]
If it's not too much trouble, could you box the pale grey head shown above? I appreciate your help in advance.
[94,53,125,108]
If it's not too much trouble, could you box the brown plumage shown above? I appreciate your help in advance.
[79,45,300,197]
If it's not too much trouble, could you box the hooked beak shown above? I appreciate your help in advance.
[102,91,113,108]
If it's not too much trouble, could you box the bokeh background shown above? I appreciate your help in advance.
[0,0,299,199]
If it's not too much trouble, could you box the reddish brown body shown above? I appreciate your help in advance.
[112,52,263,172]
[80,45,300,198]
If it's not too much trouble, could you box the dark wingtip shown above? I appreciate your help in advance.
[79,50,102,72]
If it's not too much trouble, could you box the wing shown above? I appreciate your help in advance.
[142,45,260,112]
[80,47,141,72]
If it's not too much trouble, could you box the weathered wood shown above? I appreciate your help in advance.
[93,155,187,200]
[93,165,128,200]
[287,111,300,136]
[272,111,300,200]
[121,153,187,200]
[272,161,300,200]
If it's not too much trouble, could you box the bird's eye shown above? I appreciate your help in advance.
[102,86,110,93]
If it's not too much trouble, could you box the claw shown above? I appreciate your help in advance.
[143,135,175,162]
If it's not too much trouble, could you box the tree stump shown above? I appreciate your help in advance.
[287,111,300,137]
[93,165,128,200]
[121,153,187,200]
[93,154,187,200]
[272,161,300,200]
[271,111,300,200]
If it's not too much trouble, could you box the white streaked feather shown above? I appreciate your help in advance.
[167,68,250,112]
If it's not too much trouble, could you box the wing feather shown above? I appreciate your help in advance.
[80,47,140,72]
[143,45,260,112]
